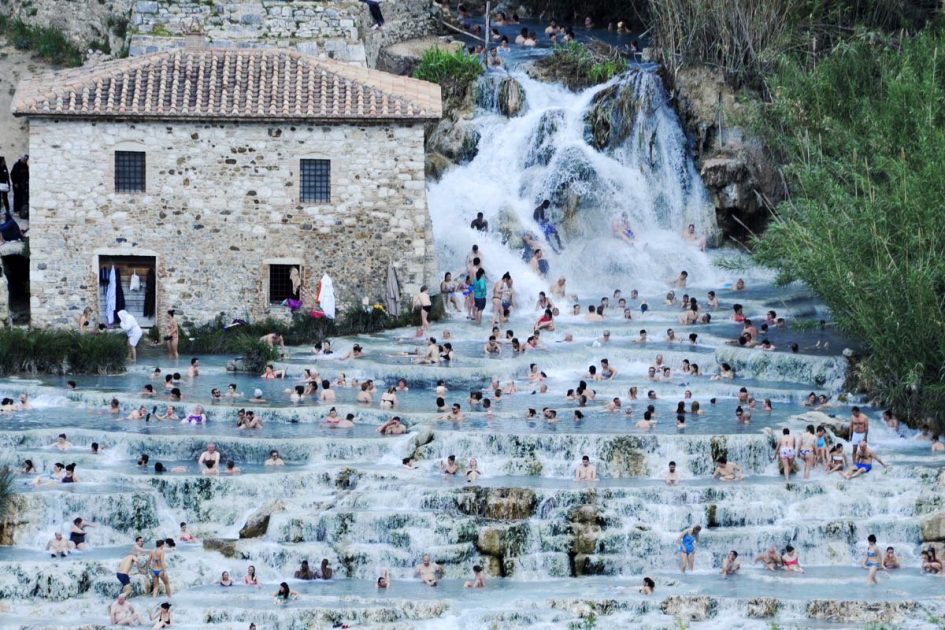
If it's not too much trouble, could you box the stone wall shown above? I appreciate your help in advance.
[128,0,441,67]
[0,0,132,54]
[26,118,432,327]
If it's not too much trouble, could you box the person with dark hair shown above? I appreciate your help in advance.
[464,564,486,588]
[10,154,27,218]
[533,199,563,253]
[274,581,299,603]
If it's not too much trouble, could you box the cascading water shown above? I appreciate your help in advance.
[1,54,944,630]
[428,66,724,298]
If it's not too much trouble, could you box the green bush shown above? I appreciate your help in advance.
[179,306,418,371]
[413,47,484,105]
[0,16,83,67]
[751,29,945,431]
[0,329,127,375]
[533,42,628,91]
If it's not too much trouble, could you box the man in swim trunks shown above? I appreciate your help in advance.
[378,416,407,435]
[533,199,563,253]
[611,213,635,246]
[415,554,444,586]
[848,406,870,457]
[720,550,740,577]
[775,427,796,483]
[116,553,136,596]
[149,539,171,597]
[843,440,889,479]
[109,594,143,626]
[46,531,71,557]
[575,455,598,480]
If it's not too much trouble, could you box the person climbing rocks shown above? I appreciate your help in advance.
[360,0,384,29]
[533,199,563,253]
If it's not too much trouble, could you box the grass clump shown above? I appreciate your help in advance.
[531,42,628,91]
[0,16,82,67]
[413,47,484,106]
[752,29,945,432]
[0,329,127,375]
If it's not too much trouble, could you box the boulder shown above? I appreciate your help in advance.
[747,597,781,618]
[425,152,452,180]
[660,596,718,621]
[497,77,526,117]
[921,511,945,542]
[456,487,537,520]
[377,37,463,76]
[427,116,480,164]
[599,436,647,477]
[239,500,285,539]
[202,538,243,559]
[792,411,850,440]
[475,523,529,576]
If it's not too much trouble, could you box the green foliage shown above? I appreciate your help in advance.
[0,16,82,67]
[535,42,629,91]
[0,329,127,375]
[413,47,484,105]
[752,30,945,432]
[179,306,417,372]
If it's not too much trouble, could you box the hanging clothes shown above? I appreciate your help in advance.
[114,267,126,324]
[105,266,117,325]
[318,274,336,319]
[129,271,141,291]
[386,263,401,315]
[144,267,156,318]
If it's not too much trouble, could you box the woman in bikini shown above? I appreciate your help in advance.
[798,425,818,479]
[863,534,883,584]
[781,545,804,573]
[774,428,796,483]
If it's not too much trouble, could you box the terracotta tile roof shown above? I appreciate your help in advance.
[12,48,442,121]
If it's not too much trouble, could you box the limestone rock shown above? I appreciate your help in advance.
[921,511,945,542]
[668,64,784,241]
[202,538,243,558]
[747,597,781,618]
[807,600,916,623]
[660,595,718,621]
[497,77,526,117]
[599,436,647,477]
[238,500,285,539]
[427,116,480,165]
[792,411,850,440]
[378,37,462,76]
[456,487,537,520]
[425,152,452,181]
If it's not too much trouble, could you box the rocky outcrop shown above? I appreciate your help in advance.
[921,511,945,542]
[660,595,718,621]
[792,411,850,441]
[202,537,245,559]
[598,436,647,477]
[584,74,646,151]
[456,487,537,520]
[377,36,462,76]
[475,523,529,577]
[807,600,916,623]
[668,65,784,241]
[568,504,605,576]
[238,499,285,539]
[747,597,781,618]
[497,77,526,117]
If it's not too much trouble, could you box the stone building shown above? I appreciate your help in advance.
[12,47,441,328]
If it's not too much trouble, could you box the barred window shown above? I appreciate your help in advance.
[300,159,330,203]
[269,265,299,304]
[115,151,146,193]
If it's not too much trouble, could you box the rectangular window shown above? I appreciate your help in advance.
[300,159,330,203]
[115,151,146,193]
[269,264,300,304]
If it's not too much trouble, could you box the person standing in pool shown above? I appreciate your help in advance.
[848,406,870,458]
[116,553,136,597]
[533,200,564,253]
[862,534,883,584]
[775,428,796,483]
[412,285,433,333]
[149,539,171,597]
[165,310,179,359]
[676,525,701,572]
[117,310,143,362]
[472,268,488,325]
[198,443,220,475]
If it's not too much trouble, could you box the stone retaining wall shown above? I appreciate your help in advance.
[128,0,441,66]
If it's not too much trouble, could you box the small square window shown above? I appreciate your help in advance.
[300,159,330,203]
[115,151,146,193]
[269,264,300,304]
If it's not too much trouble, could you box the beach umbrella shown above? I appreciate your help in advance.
[386,263,401,316]
[318,274,336,320]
